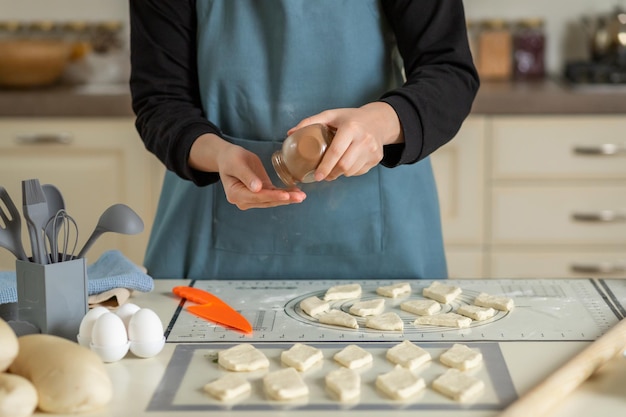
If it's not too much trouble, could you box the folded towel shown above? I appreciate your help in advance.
[0,250,154,304]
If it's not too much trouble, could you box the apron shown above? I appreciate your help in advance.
[143,0,448,280]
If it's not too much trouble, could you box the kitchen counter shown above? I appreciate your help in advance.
[0,79,625,117]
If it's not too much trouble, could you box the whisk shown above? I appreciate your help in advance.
[44,209,79,263]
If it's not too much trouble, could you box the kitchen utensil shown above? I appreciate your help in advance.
[76,203,144,259]
[0,186,29,261]
[21,179,49,264]
[44,209,78,262]
[42,184,65,261]
[172,286,253,334]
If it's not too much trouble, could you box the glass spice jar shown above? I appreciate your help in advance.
[477,19,513,81]
[272,123,335,187]
[513,18,546,80]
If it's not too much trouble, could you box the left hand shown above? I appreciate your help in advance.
[288,102,404,181]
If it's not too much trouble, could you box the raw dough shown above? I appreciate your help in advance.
[439,344,483,370]
[457,304,496,321]
[432,368,485,402]
[325,367,360,402]
[324,284,362,301]
[0,318,18,372]
[376,282,411,298]
[400,299,441,316]
[386,340,431,370]
[203,373,251,401]
[474,292,515,312]
[300,296,330,317]
[414,313,472,328]
[318,310,359,329]
[422,281,462,304]
[0,373,38,417]
[376,365,425,400]
[281,343,324,372]
[365,312,404,331]
[349,299,385,317]
[333,345,373,369]
[263,367,309,401]
[218,344,270,372]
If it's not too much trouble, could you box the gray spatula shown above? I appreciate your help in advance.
[22,179,49,264]
[0,186,29,260]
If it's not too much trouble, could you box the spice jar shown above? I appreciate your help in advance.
[513,18,546,80]
[477,19,513,81]
[272,123,335,186]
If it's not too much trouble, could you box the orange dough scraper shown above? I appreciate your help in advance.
[172,286,253,334]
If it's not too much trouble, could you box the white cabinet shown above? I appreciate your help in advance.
[0,118,164,270]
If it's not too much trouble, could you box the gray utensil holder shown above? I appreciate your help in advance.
[16,258,88,340]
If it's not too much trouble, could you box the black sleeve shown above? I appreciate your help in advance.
[129,0,219,186]
[379,0,480,167]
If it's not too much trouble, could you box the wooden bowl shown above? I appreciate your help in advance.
[0,39,72,88]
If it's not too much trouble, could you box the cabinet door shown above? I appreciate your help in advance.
[0,118,163,270]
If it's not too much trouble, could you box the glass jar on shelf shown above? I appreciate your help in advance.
[513,18,546,80]
[477,19,513,81]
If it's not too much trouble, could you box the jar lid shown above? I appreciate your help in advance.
[517,18,544,29]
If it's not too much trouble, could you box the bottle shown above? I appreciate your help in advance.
[272,123,335,186]
[477,19,513,81]
[513,18,546,80]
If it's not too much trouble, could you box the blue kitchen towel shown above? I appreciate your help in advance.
[0,250,154,304]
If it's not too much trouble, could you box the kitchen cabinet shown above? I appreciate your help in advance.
[0,118,164,270]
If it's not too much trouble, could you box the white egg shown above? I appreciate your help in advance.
[128,308,165,358]
[114,303,141,330]
[77,306,109,347]
[89,312,130,362]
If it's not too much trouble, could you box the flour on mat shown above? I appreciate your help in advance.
[300,296,330,317]
[400,299,441,316]
[376,365,426,400]
[365,312,404,331]
[414,313,472,329]
[432,368,485,402]
[203,373,251,401]
[422,281,462,304]
[474,292,514,312]
[349,298,385,317]
[376,282,411,298]
[318,309,359,329]
[281,343,324,372]
[333,344,373,369]
[325,367,361,402]
[263,367,309,401]
[386,340,431,370]
[218,343,270,372]
[439,344,483,371]
[324,283,362,301]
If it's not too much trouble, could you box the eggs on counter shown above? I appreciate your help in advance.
[77,303,165,363]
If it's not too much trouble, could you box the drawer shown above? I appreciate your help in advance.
[444,247,485,279]
[491,116,626,179]
[491,185,626,245]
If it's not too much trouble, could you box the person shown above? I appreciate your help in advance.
[129,0,479,280]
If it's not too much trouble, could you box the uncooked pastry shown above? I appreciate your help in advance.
[474,292,514,312]
[365,312,404,331]
[318,310,359,329]
[0,318,18,372]
[281,343,324,372]
[439,344,483,370]
[376,282,411,298]
[457,304,496,321]
[432,368,485,402]
[203,373,251,401]
[422,281,462,304]
[414,313,472,328]
[386,340,431,370]
[400,299,441,316]
[218,344,270,372]
[263,367,309,401]
[324,284,362,301]
[349,299,385,317]
[0,373,38,417]
[376,365,426,400]
[333,344,373,369]
[300,296,330,317]
[325,367,360,402]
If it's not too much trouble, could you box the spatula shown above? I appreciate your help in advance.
[22,179,49,264]
[0,186,29,260]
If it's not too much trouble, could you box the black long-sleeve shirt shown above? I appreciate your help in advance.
[129,0,479,186]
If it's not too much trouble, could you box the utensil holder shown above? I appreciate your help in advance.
[16,258,88,340]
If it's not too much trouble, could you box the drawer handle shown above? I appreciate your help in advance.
[571,262,626,274]
[571,210,626,222]
[15,133,73,145]
[573,143,625,155]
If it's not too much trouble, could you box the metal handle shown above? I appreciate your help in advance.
[571,210,626,223]
[573,143,625,155]
[571,262,626,274]
[15,133,73,145]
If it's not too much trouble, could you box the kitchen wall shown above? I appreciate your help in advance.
[1,0,624,75]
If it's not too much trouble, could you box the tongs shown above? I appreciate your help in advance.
[172,286,253,335]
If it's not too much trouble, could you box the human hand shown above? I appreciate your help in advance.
[288,102,404,181]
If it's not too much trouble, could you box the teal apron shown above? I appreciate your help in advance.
[144,0,448,280]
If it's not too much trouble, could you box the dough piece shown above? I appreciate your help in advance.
[333,344,373,369]
[0,373,38,417]
[414,313,472,329]
[386,340,431,370]
[422,281,462,304]
[432,368,485,402]
[457,304,496,321]
[203,373,251,401]
[281,343,323,372]
[349,298,385,317]
[474,292,514,312]
[300,296,330,317]
[263,367,309,401]
[0,318,18,372]
[400,299,441,316]
[365,312,404,331]
[318,310,359,329]
[440,344,483,371]
[324,284,362,301]
[218,344,270,372]
[376,365,426,400]
[376,282,411,298]
[325,367,361,402]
